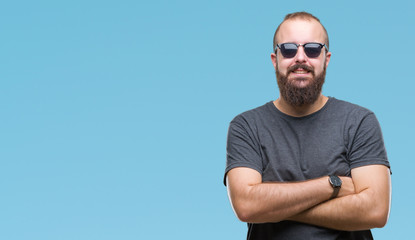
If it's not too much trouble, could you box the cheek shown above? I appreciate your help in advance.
[310,59,326,73]
[277,61,290,74]
[315,64,324,73]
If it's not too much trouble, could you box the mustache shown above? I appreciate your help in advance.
[287,64,314,73]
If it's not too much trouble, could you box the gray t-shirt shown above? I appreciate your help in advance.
[224,97,390,240]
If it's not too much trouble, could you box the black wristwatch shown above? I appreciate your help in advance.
[328,175,342,199]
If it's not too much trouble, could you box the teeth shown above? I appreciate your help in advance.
[293,70,307,73]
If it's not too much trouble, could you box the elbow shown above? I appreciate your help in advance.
[367,204,390,228]
[236,211,251,223]
[229,190,261,223]
[356,186,391,229]
[370,209,389,228]
[233,202,256,223]
[231,198,266,223]
[233,202,275,223]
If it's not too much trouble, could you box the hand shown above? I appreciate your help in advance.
[337,176,355,198]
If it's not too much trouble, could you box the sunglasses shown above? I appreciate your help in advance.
[275,42,328,58]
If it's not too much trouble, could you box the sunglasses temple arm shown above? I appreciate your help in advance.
[274,44,280,53]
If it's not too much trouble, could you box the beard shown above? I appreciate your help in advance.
[276,63,326,107]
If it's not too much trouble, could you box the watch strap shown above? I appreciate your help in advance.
[330,185,340,199]
[328,175,342,199]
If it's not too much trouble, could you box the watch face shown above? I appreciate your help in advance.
[330,176,342,187]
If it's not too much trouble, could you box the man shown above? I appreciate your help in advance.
[224,12,391,240]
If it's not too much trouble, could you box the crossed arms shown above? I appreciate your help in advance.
[226,164,391,231]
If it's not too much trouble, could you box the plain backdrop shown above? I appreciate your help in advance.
[0,0,413,239]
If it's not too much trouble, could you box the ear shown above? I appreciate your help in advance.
[271,53,278,70]
[325,51,332,68]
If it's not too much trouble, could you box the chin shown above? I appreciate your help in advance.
[288,78,313,88]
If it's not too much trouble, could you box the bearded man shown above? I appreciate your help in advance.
[224,12,391,240]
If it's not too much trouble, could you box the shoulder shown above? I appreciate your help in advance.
[230,101,274,126]
[328,98,383,143]
[328,97,374,119]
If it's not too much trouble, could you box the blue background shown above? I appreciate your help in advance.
[1,0,413,239]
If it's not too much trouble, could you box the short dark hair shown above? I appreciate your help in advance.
[273,12,329,52]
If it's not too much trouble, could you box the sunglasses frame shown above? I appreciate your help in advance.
[274,42,329,58]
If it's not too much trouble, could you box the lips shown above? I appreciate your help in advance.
[288,64,314,75]
[292,69,309,74]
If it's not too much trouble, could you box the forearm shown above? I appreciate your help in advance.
[290,190,388,230]
[227,168,355,223]
[289,166,391,231]
[235,177,332,223]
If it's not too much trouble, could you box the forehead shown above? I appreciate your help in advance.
[277,19,326,44]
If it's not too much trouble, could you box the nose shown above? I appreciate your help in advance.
[294,45,307,63]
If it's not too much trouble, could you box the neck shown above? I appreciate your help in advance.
[273,95,328,117]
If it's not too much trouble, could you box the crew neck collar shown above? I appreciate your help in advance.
[268,97,334,120]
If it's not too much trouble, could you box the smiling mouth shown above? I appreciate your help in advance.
[288,64,314,75]
[292,69,310,74]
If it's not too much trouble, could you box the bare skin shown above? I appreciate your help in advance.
[226,168,355,223]
[227,165,391,230]
[289,165,391,230]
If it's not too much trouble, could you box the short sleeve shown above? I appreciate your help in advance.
[224,116,263,186]
[347,113,390,170]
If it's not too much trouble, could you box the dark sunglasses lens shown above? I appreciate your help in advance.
[304,43,323,58]
[280,44,298,58]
